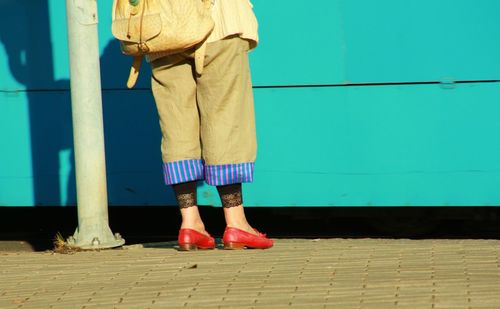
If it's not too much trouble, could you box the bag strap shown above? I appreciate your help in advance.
[127,56,142,88]
[195,0,213,75]
[195,41,207,75]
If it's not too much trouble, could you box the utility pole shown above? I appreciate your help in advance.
[65,0,124,249]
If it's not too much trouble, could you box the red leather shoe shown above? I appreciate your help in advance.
[178,228,215,251]
[222,227,274,249]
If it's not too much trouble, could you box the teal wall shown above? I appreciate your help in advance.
[1,0,499,206]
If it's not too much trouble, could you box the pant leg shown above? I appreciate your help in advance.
[150,55,204,185]
[196,37,257,186]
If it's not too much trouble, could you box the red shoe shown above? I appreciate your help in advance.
[222,227,274,249]
[178,228,215,251]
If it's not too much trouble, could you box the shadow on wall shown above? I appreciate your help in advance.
[0,2,175,207]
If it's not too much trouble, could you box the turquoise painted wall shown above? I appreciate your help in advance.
[1,0,499,206]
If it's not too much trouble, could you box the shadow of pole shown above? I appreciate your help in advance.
[0,2,177,249]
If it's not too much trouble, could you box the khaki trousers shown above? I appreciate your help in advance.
[150,37,257,186]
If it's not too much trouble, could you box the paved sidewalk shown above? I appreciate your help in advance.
[1,238,499,308]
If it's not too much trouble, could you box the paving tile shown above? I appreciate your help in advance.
[1,239,500,308]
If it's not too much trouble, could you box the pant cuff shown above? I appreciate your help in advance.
[163,159,204,185]
[205,162,255,186]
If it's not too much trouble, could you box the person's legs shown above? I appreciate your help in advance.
[171,181,210,236]
[217,184,257,235]
[151,54,209,235]
[196,37,261,236]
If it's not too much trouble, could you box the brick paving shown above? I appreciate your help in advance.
[1,238,500,308]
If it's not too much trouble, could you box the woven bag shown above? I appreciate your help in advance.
[111,0,214,88]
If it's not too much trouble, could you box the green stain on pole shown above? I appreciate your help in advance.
[129,0,140,6]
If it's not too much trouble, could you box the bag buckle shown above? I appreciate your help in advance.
[138,42,150,53]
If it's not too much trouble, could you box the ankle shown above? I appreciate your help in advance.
[179,206,205,230]
[226,223,257,236]
[181,220,205,229]
[180,215,207,231]
[225,216,249,228]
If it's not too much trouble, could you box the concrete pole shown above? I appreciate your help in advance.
[65,0,124,249]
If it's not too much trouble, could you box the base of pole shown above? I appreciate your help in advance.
[67,226,125,250]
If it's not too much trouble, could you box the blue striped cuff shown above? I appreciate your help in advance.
[205,162,255,186]
[163,159,204,185]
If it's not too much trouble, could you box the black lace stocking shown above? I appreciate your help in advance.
[217,183,243,208]
[172,181,197,208]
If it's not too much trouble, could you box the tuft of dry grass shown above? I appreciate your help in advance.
[53,232,81,254]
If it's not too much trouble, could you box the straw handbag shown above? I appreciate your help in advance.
[112,0,214,88]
